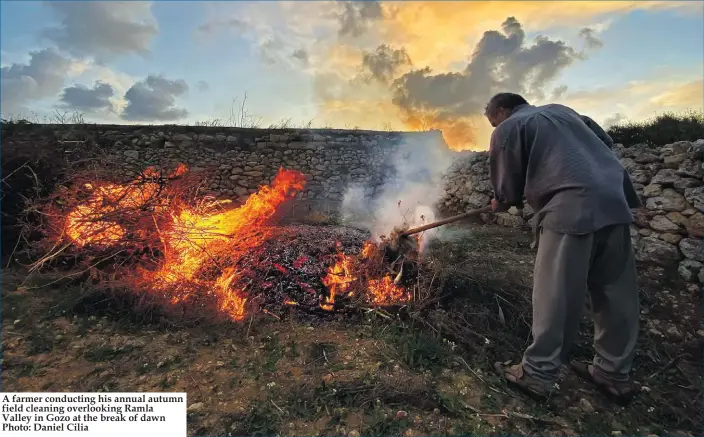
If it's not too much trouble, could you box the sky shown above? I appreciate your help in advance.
[1,1,702,150]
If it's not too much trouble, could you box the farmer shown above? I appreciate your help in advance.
[485,92,641,402]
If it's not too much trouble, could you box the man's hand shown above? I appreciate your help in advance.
[491,198,509,213]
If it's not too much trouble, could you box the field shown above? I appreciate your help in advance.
[2,223,701,437]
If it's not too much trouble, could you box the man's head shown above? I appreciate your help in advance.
[484,93,529,127]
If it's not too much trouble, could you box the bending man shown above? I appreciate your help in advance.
[486,92,641,401]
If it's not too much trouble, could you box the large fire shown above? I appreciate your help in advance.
[47,164,411,322]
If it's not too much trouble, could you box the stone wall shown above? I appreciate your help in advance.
[441,140,704,286]
[2,123,450,207]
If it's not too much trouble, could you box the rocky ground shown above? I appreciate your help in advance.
[2,224,701,436]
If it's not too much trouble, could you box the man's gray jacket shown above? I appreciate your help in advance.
[489,103,641,235]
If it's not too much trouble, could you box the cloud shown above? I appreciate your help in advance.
[43,1,158,59]
[196,17,249,34]
[292,49,310,66]
[360,44,412,83]
[121,74,189,121]
[196,80,210,92]
[60,80,114,112]
[337,1,384,38]
[552,84,569,99]
[385,16,584,149]
[560,78,704,126]
[603,113,626,128]
[648,79,703,110]
[1,48,75,114]
[579,27,604,49]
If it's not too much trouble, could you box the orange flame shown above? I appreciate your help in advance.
[320,243,356,311]
[215,268,247,322]
[62,166,306,322]
[152,169,305,286]
[368,276,411,305]
[321,240,412,310]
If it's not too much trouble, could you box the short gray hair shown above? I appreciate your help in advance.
[485,92,529,116]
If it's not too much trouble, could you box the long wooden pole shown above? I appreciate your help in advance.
[399,205,493,236]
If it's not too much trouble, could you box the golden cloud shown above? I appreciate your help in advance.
[377,1,695,71]
[649,79,704,110]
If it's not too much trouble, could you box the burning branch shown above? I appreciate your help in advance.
[21,158,417,324]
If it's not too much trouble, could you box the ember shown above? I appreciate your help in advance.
[33,163,413,323]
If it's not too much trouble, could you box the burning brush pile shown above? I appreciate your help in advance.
[25,163,415,323]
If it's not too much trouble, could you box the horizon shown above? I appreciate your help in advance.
[2,1,703,150]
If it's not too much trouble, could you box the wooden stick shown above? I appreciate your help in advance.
[400,205,492,236]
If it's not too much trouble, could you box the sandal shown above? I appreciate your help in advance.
[493,362,552,401]
[569,361,635,404]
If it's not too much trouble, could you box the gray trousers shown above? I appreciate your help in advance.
[522,224,640,384]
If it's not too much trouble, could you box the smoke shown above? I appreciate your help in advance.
[340,131,462,248]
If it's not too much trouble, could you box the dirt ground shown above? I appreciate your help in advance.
[2,224,701,436]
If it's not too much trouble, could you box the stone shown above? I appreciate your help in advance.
[496,213,526,229]
[123,150,139,159]
[643,184,662,197]
[645,189,686,212]
[666,326,683,340]
[649,215,681,233]
[678,260,703,282]
[635,152,659,164]
[633,209,652,228]
[651,169,679,185]
[700,268,704,284]
[669,141,692,155]
[464,192,491,209]
[686,212,704,237]
[638,228,653,237]
[677,159,703,179]
[629,170,651,184]
[674,178,701,190]
[682,208,697,216]
[635,237,681,265]
[187,402,205,413]
[172,133,191,142]
[659,233,682,244]
[666,211,689,226]
[663,154,687,168]
[473,180,493,193]
[619,158,638,171]
[684,186,704,211]
[579,398,595,414]
[679,238,703,262]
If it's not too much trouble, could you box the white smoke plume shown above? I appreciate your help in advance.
[340,131,466,249]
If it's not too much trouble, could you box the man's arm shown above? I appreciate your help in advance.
[489,123,526,212]
[580,115,614,149]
